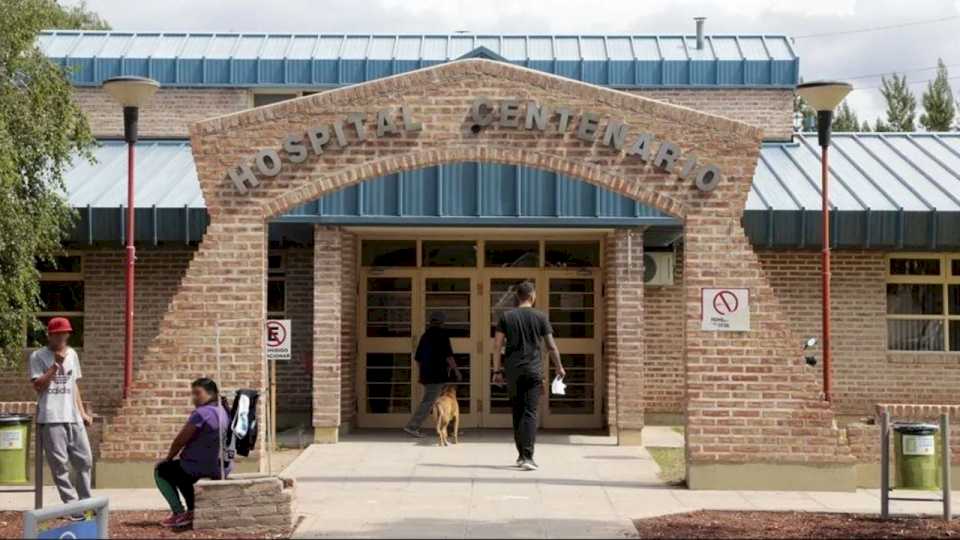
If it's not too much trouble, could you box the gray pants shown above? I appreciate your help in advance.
[405,383,445,431]
[40,423,93,503]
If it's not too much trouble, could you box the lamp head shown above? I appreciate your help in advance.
[102,76,159,108]
[796,81,852,112]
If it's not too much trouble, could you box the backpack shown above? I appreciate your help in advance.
[225,389,260,457]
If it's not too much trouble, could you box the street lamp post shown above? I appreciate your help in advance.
[795,81,852,403]
[102,76,159,400]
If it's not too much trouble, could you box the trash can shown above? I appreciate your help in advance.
[893,422,941,490]
[0,413,31,484]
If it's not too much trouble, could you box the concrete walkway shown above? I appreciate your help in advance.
[2,430,956,538]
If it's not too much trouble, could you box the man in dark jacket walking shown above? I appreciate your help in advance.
[404,311,462,438]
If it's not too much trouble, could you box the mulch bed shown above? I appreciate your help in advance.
[0,511,292,539]
[634,511,959,539]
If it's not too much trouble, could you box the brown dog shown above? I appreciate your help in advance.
[432,385,460,446]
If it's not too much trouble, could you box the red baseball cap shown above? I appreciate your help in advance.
[46,317,73,334]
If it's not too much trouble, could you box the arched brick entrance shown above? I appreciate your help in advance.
[99,59,854,489]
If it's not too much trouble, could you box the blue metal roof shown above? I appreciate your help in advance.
[63,134,960,249]
[39,31,799,88]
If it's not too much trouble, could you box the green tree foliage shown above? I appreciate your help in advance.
[0,0,97,367]
[919,59,956,132]
[794,94,816,131]
[860,120,872,132]
[831,100,860,132]
[45,0,110,30]
[879,73,917,131]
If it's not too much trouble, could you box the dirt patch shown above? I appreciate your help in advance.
[0,511,291,539]
[633,511,960,539]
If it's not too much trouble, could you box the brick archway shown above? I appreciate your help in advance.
[99,59,854,490]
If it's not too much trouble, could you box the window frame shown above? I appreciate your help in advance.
[31,254,85,349]
[885,253,960,353]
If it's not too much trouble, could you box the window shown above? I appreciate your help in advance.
[485,241,539,268]
[30,256,84,348]
[545,241,600,268]
[267,253,286,318]
[361,240,416,267]
[422,241,477,267]
[886,255,960,352]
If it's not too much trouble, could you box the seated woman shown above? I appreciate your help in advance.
[154,377,233,529]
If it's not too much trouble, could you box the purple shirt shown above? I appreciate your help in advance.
[180,403,232,479]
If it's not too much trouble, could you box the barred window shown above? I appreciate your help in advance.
[886,255,960,352]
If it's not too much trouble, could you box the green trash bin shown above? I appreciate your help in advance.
[893,422,941,490]
[0,413,31,484]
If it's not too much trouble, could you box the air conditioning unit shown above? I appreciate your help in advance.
[643,252,675,286]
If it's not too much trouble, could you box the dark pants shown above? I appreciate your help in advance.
[155,459,199,512]
[508,371,542,461]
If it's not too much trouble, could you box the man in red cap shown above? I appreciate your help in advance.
[29,317,93,506]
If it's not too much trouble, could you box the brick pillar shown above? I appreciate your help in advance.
[604,229,645,445]
[313,226,342,443]
[339,231,358,433]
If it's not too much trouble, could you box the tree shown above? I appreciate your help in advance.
[919,58,955,131]
[879,73,917,131]
[45,0,111,30]
[860,120,872,132]
[832,100,860,132]
[794,94,816,131]
[874,118,891,132]
[0,0,98,367]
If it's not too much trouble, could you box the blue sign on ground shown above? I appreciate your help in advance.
[37,519,99,539]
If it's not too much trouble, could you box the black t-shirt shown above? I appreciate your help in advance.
[415,326,454,384]
[496,307,553,376]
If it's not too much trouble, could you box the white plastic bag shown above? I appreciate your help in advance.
[550,375,566,396]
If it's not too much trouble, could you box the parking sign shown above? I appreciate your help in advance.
[266,319,291,361]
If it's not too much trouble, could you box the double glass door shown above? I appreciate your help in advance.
[358,267,601,429]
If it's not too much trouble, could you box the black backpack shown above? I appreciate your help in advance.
[226,389,260,457]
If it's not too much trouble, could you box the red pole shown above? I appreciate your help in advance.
[124,141,135,399]
[821,144,832,402]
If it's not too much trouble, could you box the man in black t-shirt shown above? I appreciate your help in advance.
[404,311,462,438]
[493,281,564,470]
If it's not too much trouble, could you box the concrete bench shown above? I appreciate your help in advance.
[194,473,295,534]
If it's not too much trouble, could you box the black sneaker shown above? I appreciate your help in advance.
[515,457,524,467]
[520,459,538,471]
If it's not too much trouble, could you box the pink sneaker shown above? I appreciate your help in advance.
[161,511,193,528]
[160,513,180,527]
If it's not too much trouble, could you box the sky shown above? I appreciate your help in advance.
[65,0,960,128]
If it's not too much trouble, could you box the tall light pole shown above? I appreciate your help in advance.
[795,81,852,403]
[102,76,159,399]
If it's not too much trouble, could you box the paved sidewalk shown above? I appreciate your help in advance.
[2,430,956,538]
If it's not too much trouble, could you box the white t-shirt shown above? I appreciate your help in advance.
[29,347,82,424]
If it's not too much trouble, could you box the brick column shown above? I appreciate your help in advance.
[604,229,645,445]
[339,231,358,432]
[313,226,342,443]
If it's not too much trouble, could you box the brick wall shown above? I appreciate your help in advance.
[339,231,358,430]
[276,248,314,425]
[636,88,793,142]
[74,86,792,141]
[846,404,960,467]
[313,227,342,441]
[0,250,194,416]
[643,246,685,415]
[757,250,960,416]
[74,87,251,138]
[604,229,645,437]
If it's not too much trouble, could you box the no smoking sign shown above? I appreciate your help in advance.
[701,288,750,332]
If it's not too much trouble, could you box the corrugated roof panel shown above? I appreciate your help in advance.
[369,36,396,59]
[684,38,713,60]
[606,37,633,60]
[580,37,606,60]
[658,37,687,60]
[554,37,580,59]
[260,35,292,59]
[857,135,959,210]
[763,37,794,60]
[527,37,553,60]
[180,35,212,57]
[802,139,895,211]
[751,157,799,210]
[632,37,660,60]
[448,36,475,58]
[206,35,237,58]
[830,137,927,211]
[761,148,822,209]
[341,35,369,58]
[71,33,107,56]
[421,36,448,60]
[234,35,265,58]
[502,36,526,59]
[125,34,160,57]
[738,37,769,60]
[885,135,960,206]
[786,141,863,209]
[476,36,502,55]
[710,37,741,60]
[152,34,187,57]
[315,36,344,58]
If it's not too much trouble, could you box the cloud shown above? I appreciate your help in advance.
[67,0,960,127]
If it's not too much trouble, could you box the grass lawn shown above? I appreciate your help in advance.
[647,446,685,485]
